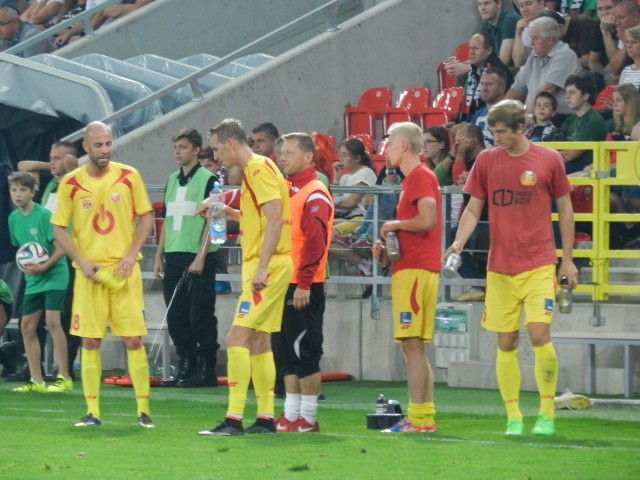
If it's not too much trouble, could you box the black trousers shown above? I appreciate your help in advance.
[163,252,219,358]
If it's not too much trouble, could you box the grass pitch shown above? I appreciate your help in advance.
[1,379,638,479]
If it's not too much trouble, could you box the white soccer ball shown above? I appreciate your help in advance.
[15,242,50,273]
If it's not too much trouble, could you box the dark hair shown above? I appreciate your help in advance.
[209,118,248,145]
[172,128,202,149]
[281,132,316,158]
[534,90,558,111]
[565,73,598,105]
[8,171,35,191]
[465,124,485,145]
[482,67,508,87]
[197,146,215,161]
[338,138,373,169]
[251,122,279,139]
[423,126,451,156]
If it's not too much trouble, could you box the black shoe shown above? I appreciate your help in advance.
[245,418,276,434]
[177,355,218,388]
[0,341,18,377]
[4,363,30,382]
[198,419,244,436]
[160,355,196,387]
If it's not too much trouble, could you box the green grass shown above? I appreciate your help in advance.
[1,379,639,479]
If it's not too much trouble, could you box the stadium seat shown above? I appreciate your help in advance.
[370,136,389,170]
[437,43,469,93]
[344,87,393,139]
[311,131,337,184]
[348,133,374,154]
[382,107,412,135]
[397,87,432,122]
[417,107,448,129]
[594,85,614,111]
[433,87,465,122]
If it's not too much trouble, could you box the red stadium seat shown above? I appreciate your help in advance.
[437,43,469,92]
[397,87,432,122]
[344,87,393,139]
[382,108,412,135]
[452,42,470,62]
[344,107,374,138]
[348,133,374,154]
[433,87,465,121]
[418,107,448,129]
[370,136,389,169]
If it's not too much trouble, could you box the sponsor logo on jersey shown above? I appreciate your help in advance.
[82,197,93,211]
[238,301,251,317]
[400,311,412,329]
[520,170,537,186]
[110,193,121,204]
[544,298,554,315]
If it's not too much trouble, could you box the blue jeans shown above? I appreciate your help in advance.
[354,192,399,238]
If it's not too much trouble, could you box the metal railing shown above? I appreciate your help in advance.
[57,0,351,143]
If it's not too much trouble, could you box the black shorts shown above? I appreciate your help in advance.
[273,283,325,379]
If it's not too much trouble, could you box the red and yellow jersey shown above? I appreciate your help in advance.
[51,161,152,266]
[239,155,291,263]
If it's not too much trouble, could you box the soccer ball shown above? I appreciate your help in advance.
[15,242,50,273]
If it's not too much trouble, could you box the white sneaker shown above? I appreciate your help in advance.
[358,258,373,277]
[554,388,592,410]
[455,287,485,302]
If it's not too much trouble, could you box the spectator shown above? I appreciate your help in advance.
[0,6,54,56]
[611,83,640,139]
[546,0,596,15]
[90,0,152,30]
[445,32,513,119]
[525,91,558,141]
[539,9,596,69]
[8,172,72,394]
[619,25,640,88]
[589,0,622,89]
[250,122,279,160]
[602,0,640,87]
[513,0,547,68]
[478,0,521,65]
[506,16,581,116]
[423,126,453,186]
[152,128,220,388]
[470,67,509,146]
[560,73,608,173]
[331,138,377,237]
[21,0,64,28]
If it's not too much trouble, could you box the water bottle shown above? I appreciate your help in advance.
[208,182,227,245]
[386,231,401,262]
[442,252,462,279]
[558,276,572,314]
[376,394,387,414]
[374,239,387,267]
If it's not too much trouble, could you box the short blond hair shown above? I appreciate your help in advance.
[388,122,423,155]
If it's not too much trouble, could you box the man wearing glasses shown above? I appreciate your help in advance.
[0,6,54,57]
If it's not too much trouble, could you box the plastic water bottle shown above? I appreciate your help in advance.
[442,252,462,278]
[386,232,401,262]
[208,182,227,245]
[376,394,387,414]
[558,276,572,314]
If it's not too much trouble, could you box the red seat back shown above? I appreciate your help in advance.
[419,107,448,129]
[357,87,393,118]
[595,85,614,111]
[433,87,465,120]
[311,132,337,184]
[397,87,432,115]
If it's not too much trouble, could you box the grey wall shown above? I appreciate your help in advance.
[91,0,479,185]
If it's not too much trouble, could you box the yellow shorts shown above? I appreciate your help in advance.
[481,264,556,333]
[71,263,146,338]
[391,269,439,342]
[333,216,364,235]
[233,255,293,333]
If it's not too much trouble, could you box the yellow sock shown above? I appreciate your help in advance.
[408,401,435,427]
[227,346,251,419]
[250,352,275,419]
[81,348,101,420]
[533,342,558,420]
[496,348,522,422]
[127,347,150,417]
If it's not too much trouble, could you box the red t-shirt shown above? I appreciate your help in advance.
[464,143,572,275]
[392,163,442,273]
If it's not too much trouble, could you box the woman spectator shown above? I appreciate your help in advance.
[619,25,640,91]
[611,83,640,140]
[21,0,64,29]
[331,138,377,237]
[423,126,453,186]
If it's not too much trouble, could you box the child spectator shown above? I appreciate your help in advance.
[525,91,557,141]
[612,83,640,140]
[7,172,72,393]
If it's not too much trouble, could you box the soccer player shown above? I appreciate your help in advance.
[198,118,292,436]
[371,122,441,433]
[52,121,155,428]
[153,128,219,388]
[444,99,578,436]
[8,172,71,393]
[272,133,334,433]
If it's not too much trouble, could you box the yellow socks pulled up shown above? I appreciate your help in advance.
[251,351,276,419]
[81,348,101,420]
[533,342,558,419]
[127,347,150,417]
[496,348,522,422]
[227,346,251,419]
